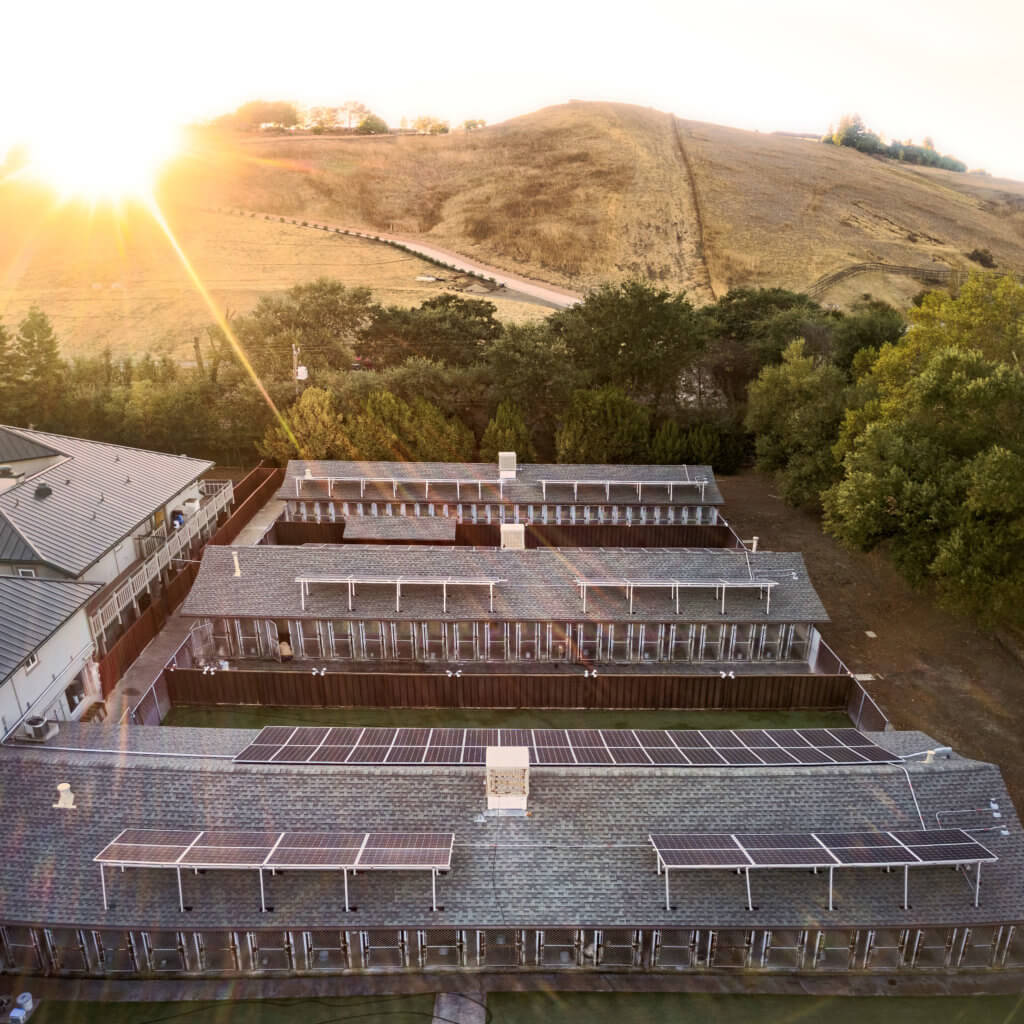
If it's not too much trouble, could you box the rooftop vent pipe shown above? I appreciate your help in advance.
[33,483,53,500]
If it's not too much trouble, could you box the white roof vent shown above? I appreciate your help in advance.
[53,782,76,809]
[500,523,525,550]
[498,451,517,479]
[486,746,529,812]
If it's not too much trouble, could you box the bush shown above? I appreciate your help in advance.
[966,248,997,268]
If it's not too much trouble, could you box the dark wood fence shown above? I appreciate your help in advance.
[96,563,198,697]
[208,468,285,546]
[165,667,852,711]
[269,520,741,549]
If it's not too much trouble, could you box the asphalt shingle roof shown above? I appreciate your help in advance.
[342,517,457,541]
[181,545,828,625]
[0,728,1019,931]
[280,460,725,507]
[0,577,101,682]
[0,427,212,577]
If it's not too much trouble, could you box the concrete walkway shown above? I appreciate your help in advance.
[434,988,487,1023]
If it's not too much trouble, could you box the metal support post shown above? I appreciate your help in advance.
[975,863,982,908]
[828,866,834,912]
[432,869,437,912]
[903,864,909,910]
[343,869,350,912]
[259,868,267,912]
[745,868,753,911]
[664,867,671,911]
[176,867,185,913]
[100,865,108,910]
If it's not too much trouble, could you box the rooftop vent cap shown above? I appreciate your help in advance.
[486,746,529,811]
[500,523,525,550]
[498,451,517,479]
[52,782,75,809]
[33,483,53,500]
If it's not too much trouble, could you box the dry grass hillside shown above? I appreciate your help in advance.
[0,188,548,358]
[5,101,1024,359]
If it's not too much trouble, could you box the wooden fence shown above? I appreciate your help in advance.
[165,667,853,711]
[96,563,198,697]
[269,520,741,550]
[208,468,285,546]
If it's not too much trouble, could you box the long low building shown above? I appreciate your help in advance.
[180,545,829,669]
[0,724,1020,977]
[278,458,726,528]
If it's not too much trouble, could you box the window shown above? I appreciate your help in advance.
[25,652,39,672]
[17,568,36,578]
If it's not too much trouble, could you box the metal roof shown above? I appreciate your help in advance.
[0,426,60,463]
[0,577,101,682]
[0,729,1019,931]
[181,545,828,625]
[0,426,212,577]
[279,460,725,507]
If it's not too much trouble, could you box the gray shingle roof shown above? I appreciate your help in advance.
[181,545,828,625]
[280,460,725,507]
[0,426,60,463]
[0,729,1019,931]
[342,517,457,541]
[0,427,212,577]
[0,577,101,682]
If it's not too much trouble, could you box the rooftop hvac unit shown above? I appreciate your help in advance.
[500,523,525,550]
[498,451,517,479]
[22,716,57,742]
[486,746,529,812]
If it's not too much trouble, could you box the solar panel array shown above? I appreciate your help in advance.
[649,828,996,870]
[95,828,454,871]
[234,725,897,767]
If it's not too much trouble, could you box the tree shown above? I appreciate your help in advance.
[0,319,16,423]
[238,278,377,376]
[259,387,347,463]
[481,323,576,459]
[343,390,474,462]
[356,114,388,135]
[555,386,650,464]
[824,347,1024,603]
[480,400,536,462]
[357,294,502,368]
[461,119,486,131]
[11,307,66,427]
[342,101,370,128]
[548,281,705,413]
[413,116,450,135]
[226,101,298,129]
[829,298,905,372]
[745,340,849,507]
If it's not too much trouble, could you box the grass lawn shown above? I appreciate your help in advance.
[32,994,436,1024]
[162,704,851,731]
[488,993,1024,1024]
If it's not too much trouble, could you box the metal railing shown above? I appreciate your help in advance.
[88,481,234,641]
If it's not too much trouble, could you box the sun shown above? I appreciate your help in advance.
[13,119,182,202]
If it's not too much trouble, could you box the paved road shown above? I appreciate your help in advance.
[221,207,582,310]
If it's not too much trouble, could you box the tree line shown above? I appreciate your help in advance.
[823,114,968,173]
[5,271,1022,625]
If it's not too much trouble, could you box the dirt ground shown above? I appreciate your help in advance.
[719,470,1024,811]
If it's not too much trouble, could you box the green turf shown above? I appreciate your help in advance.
[488,992,1024,1024]
[31,994,436,1024]
[162,704,852,731]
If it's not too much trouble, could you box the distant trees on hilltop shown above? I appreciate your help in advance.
[823,114,967,172]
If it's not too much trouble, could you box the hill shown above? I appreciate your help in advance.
[5,101,1024,358]
[163,101,1024,309]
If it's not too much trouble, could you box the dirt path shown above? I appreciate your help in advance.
[719,470,1024,810]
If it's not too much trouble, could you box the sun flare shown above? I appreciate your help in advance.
[13,120,181,201]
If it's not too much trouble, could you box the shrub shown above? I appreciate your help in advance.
[966,248,997,268]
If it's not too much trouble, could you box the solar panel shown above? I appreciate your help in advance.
[423,746,464,763]
[906,842,994,863]
[235,726,899,768]
[744,847,836,866]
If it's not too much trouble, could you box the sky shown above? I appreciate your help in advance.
[2,0,1023,181]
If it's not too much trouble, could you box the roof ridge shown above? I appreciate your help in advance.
[4,426,211,465]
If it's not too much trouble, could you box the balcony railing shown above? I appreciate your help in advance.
[88,481,234,642]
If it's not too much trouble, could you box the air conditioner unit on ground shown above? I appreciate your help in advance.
[22,716,58,742]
